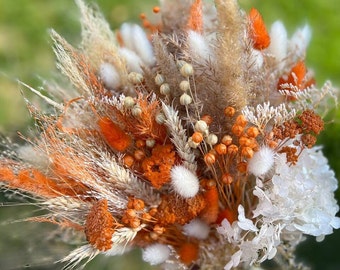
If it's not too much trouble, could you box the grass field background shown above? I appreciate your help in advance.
[0,0,339,269]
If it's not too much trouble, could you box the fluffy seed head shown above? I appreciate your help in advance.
[99,62,121,89]
[170,165,199,198]
[248,146,275,176]
[142,243,170,265]
[183,218,210,240]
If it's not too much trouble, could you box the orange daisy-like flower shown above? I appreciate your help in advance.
[142,144,176,189]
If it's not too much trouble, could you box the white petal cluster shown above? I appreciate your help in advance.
[253,147,340,238]
[119,23,155,71]
[218,205,282,269]
[218,147,340,269]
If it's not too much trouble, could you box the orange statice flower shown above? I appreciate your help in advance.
[0,0,339,270]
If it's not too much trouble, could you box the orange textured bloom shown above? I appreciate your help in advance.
[98,117,131,152]
[85,199,115,251]
[248,8,270,50]
[142,144,176,189]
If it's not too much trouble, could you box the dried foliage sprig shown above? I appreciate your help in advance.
[1,0,339,269]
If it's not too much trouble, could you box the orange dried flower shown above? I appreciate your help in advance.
[178,242,199,264]
[224,106,236,117]
[98,117,131,152]
[221,173,233,185]
[215,143,227,155]
[247,126,260,138]
[248,8,270,50]
[201,114,213,125]
[85,199,115,251]
[217,208,237,224]
[187,0,203,32]
[142,144,176,189]
[204,152,216,165]
[123,155,134,167]
[241,147,254,159]
[232,124,243,136]
[192,131,204,143]
[200,179,219,223]
[156,194,206,225]
[227,144,239,156]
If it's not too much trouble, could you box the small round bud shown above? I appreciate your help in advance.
[228,144,239,155]
[224,106,235,117]
[153,225,165,235]
[180,93,192,105]
[134,149,145,160]
[155,74,164,86]
[136,139,145,148]
[146,139,156,148]
[130,218,141,228]
[149,208,157,216]
[126,209,136,218]
[239,136,251,147]
[232,124,243,136]
[153,6,161,13]
[201,115,213,125]
[237,162,247,173]
[128,72,144,84]
[180,63,194,77]
[160,83,170,95]
[191,131,204,143]
[247,126,260,138]
[195,120,208,133]
[133,199,145,210]
[155,113,166,124]
[132,105,142,117]
[179,80,190,92]
[221,173,233,185]
[149,231,159,240]
[204,152,216,165]
[241,147,254,159]
[221,135,232,146]
[123,155,134,167]
[235,115,247,127]
[206,133,218,146]
[124,96,135,108]
[188,137,200,148]
[176,60,187,69]
[215,143,227,155]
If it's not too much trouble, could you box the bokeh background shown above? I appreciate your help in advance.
[0,0,339,269]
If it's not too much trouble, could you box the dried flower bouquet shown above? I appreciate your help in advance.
[0,0,339,269]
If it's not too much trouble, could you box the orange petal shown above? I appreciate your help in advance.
[187,0,203,33]
[98,117,131,152]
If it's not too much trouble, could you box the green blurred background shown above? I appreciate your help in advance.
[0,0,339,269]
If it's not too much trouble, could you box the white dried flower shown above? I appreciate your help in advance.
[183,218,210,240]
[170,165,199,198]
[142,244,170,265]
[248,146,275,177]
[99,62,121,89]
